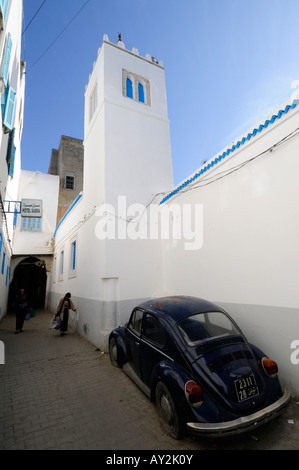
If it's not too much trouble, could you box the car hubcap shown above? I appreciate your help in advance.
[160,393,173,425]
[111,344,117,362]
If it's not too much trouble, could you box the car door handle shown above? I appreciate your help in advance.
[135,340,140,346]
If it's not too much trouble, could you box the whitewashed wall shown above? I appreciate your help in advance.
[161,99,299,395]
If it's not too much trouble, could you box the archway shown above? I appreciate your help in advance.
[8,257,47,310]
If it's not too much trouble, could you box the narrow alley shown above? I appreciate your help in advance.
[0,310,298,451]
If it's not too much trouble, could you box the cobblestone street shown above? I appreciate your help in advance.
[0,309,298,451]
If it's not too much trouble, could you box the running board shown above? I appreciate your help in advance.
[123,363,151,398]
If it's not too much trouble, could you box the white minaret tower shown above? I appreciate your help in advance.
[59,34,175,349]
[83,34,173,209]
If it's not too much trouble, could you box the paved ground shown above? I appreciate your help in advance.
[0,309,298,451]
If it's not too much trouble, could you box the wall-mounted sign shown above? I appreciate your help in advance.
[21,199,43,218]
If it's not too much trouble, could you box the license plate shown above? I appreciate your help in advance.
[234,374,259,402]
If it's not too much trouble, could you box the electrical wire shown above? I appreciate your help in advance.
[22,0,47,36]
[26,0,92,74]
[163,125,299,202]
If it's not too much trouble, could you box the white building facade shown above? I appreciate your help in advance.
[0,0,25,321]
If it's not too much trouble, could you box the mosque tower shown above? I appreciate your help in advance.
[83,33,173,209]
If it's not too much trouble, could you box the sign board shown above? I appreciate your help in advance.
[21,199,43,218]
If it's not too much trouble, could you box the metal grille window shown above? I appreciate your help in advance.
[65,175,74,189]
[21,217,42,231]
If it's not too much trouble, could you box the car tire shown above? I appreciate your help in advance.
[155,381,184,440]
[109,337,120,367]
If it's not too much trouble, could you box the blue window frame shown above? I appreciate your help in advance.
[5,265,10,285]
[126,77,133,99]
[1,252,5,275]
[138,82,145,103]
[13,205,18,227]
[71,241,76,271]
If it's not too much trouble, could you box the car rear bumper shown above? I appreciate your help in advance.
[187,386,291,437]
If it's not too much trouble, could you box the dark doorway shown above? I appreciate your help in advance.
[8,257,47,311]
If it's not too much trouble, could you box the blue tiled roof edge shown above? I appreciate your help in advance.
[160,100,299,205]
[54,192,83,238]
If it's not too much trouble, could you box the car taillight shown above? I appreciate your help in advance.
[262,357,278,376]
[185,380,203,405]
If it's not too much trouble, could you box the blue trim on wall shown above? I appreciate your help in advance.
[54,193,82,238]
[160,100,299,205]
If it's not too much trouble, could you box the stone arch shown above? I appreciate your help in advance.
[8,256,47,311]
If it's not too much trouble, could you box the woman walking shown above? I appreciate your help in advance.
[56,292,76,336]
[15,288,30,334]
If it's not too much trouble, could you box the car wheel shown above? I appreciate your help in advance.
[109,337,120,367]
[155,381,184,440]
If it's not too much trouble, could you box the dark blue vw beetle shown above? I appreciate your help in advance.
[109,296,291,439]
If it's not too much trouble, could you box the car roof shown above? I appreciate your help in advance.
[137,296,224,321]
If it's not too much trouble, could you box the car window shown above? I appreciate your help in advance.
[143,313,166,347]
[128,309,143,335]
[178,311,241,346]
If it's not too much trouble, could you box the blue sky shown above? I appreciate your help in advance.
[21,0,299,186]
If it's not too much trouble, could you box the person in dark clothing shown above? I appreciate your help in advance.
[56,292,76,336]
[15,288,29,334]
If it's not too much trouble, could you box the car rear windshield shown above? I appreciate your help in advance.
[178,311,241,346]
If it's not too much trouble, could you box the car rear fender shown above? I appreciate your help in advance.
[150,360,194,410]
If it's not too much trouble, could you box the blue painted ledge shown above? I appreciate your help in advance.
[160,100,299,205]
[54,193,82,238]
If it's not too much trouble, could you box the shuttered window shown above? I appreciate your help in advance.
[138,82,145,103]
[2,85,16,132]
[1,33,11,86]
[0,0,9,29]
[7,145,15,176]
[126,78,133,98]
[6,128,15,177]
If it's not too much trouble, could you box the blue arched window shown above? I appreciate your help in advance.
[126,78,133,99]
[138,82,145,103]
